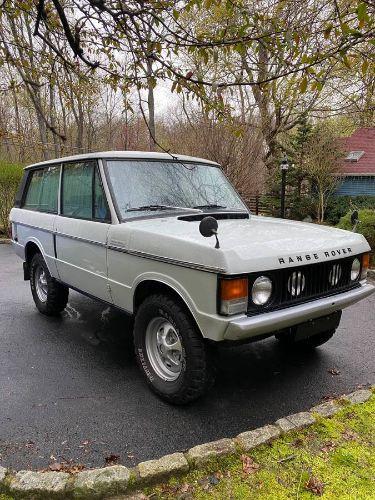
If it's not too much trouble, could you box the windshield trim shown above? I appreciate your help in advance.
[102,158,250,222]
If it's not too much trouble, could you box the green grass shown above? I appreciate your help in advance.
[142,393,375,499]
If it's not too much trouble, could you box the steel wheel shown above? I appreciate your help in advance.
[145,317,184,381]
[35,265,48,303]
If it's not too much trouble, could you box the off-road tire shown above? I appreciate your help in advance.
[30,253,69,316]
[134,294,214,405]
[275,329,335,349]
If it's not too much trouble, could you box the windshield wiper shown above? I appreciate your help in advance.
[193,204,227,210]
[126,204,202,213]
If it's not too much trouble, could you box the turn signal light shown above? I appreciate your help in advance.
[361,253,370,280]
[219,278,248,315]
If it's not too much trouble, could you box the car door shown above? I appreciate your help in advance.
[55,160,112,302]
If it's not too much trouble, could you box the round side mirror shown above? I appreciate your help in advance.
[199,216,218,238]
[351,210,359,225]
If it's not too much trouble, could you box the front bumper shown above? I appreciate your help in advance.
[224,281,375,341]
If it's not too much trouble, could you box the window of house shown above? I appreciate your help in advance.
[23,165,60,213]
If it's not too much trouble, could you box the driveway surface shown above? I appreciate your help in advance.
[0,243,374,470]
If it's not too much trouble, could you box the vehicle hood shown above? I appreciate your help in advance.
[108,215,370,274]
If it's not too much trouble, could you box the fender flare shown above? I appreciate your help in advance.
[132,272,201,324]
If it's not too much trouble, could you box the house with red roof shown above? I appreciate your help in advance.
[335,127,375,196]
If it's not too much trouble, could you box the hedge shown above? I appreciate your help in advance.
[0,161,24,236]
[326,195,375,225]
[337,209,375,266]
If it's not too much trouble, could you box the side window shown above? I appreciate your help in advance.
[23,165,60,213]
[62,161,94,219]
[62,161,110,221]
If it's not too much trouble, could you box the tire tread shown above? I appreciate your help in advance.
[134,293,214,404]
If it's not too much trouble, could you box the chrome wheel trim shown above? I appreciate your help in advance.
[35,265,48,303]
[145,317,184,381]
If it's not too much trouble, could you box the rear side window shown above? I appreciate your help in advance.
[23,165,60,213]
[62,161,110,221]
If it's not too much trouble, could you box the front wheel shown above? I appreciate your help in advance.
[134,294,214,405]
[30,253,69,316]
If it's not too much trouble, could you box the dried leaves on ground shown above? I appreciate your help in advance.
[241,454,260,474]
[305,475,325,496]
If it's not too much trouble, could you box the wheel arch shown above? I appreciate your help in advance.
[133,278,204,338]
[25,240,43,263]
[24,240,49,279]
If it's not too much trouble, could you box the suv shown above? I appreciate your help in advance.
[10,152,374,404]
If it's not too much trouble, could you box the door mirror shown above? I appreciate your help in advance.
[199,216,218,237]
[199,216,220,248]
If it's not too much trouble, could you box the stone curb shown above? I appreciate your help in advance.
[0,388,372,499]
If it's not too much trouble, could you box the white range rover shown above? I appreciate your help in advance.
[10,152,374,404]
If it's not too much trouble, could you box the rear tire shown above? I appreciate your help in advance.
[134,294,214,405]
[275,329,335,349]
[30,253,69,316]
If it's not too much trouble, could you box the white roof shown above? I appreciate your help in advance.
[24,151,220,169]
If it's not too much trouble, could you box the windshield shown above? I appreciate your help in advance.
[105,160,247,219]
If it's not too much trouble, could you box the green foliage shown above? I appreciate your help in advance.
[0,162,23,236]
[337,209,375,263]
[288,195,318,221]
[325,196,375,225]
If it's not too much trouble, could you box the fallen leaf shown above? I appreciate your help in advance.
[305,475,324,496]
[241,454,260,474]
[49,462,62,471]
[293,438,304,448]
[320,441,336,454]
[105,453,120,465]
[342,430,358,441]
[328,368,340,375]
[45,461,85,474]
[78,440,91,449]
[322,393,338,401]
[180,483,191,493]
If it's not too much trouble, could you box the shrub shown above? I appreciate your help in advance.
[326,196,375,226]
[0,161,24,236]
[337,209,375,266]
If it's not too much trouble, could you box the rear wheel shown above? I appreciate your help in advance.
[134,294,214,404]
[30,253,69,316]
[275,329,335,349]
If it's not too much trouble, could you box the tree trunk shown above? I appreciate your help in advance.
[146,58,156,151]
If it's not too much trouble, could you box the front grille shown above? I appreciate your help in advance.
[247,255,362,316]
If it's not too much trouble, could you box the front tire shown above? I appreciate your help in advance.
[134,294,214,405]
[30,253,69,316]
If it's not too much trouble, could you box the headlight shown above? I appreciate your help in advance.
[351,258,361,281]
[251,276,272,305]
